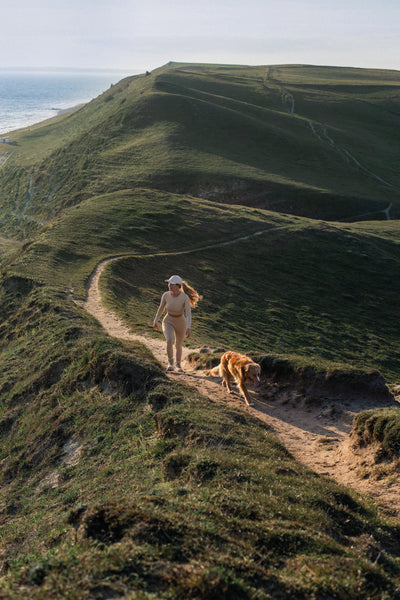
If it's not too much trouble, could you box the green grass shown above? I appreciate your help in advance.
[5,187,290,297]
[355,408,400,458]
[1,278,400,598]
[1,63,399,241]
[1,62,400,597]
[97,209,400,383]
[6,183,400,381]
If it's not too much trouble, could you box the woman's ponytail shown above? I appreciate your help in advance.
[181,281,201,308]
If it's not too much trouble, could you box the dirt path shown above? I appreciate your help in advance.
[83,258,400,516]
[265,67,399,213]
[308,121,400,198]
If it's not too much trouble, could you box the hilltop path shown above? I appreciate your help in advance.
[83,255,400,516]
[266,66,400,219]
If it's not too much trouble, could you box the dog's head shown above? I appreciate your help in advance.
[243,363,261,387]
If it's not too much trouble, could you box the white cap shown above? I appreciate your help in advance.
[165,275,183,285]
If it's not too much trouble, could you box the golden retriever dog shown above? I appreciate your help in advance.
[209,351,261,406]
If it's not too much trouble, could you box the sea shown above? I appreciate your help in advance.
[0,69,137,136]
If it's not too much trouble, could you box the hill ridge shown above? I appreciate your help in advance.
[1,62,399,238]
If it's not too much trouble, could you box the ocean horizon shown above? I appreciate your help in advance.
[0,68,138,135]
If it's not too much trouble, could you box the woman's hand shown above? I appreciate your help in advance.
[186,328,191,338]
[153,321,158,331]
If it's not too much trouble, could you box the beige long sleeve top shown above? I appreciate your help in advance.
[154,291,192,328]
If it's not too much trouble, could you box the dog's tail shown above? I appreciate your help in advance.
[209,363,222,377]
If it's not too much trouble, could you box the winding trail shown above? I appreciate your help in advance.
[308,122,400,203]
[265,67,399,220]
[82,248,400,517]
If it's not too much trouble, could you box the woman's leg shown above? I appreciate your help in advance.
[174,317,187,367]
[176,344,183,367]
[162,317,175,367]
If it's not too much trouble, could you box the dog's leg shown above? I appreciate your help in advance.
[223,377,233,393]
[221,367,232,393]
[238,383,253,406]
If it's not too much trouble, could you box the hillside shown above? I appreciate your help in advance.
[0,63,399,239]
[1,63,400,598]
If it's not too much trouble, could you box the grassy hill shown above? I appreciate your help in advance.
[0,62,399,239]
[1,63,400,598]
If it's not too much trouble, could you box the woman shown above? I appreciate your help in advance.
[153,275,200,372]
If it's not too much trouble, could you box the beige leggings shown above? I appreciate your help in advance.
[162,314,187,364]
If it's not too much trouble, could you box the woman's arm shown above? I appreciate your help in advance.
[184,294,192,336]
[153,293,167,330]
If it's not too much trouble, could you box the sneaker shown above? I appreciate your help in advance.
[167,364,174,372]
[176,365,183,373]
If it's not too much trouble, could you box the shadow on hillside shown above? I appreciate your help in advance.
[182,369,397,439]
[250,396,346,438]
[252,379,396,438]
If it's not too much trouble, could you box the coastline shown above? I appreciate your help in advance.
[1,103,87,137]
[0,69,130,136]
[56,103,85,117]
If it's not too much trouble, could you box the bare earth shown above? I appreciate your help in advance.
[82,259,400,517]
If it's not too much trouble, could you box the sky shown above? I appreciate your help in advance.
[1,0,399,73]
